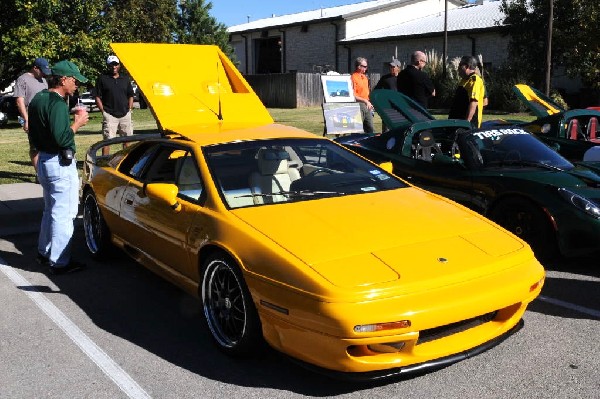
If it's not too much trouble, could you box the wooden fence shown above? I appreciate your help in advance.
[245,72,381,108]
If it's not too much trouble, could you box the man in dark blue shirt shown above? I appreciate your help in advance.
[95,55,134,155]
[374,59,401,91]
[397,51,436,109]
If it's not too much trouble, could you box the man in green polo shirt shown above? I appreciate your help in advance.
[28,60,90,275]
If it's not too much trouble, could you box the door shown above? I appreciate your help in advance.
[120,145,205,279]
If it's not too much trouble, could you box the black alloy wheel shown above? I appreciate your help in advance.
[201,253,262,356]
[490,197,558,261]
[82,190,112,259]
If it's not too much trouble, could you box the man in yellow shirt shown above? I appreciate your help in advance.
[448,56,485,128]
[351,57,374,133]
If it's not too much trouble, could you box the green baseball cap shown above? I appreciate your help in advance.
[51,60,89,83]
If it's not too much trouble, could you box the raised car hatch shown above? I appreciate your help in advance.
[110,43,273,133]
[513,84,564,118]
[370,89,435,131]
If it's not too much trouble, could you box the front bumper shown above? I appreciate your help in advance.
[289,319,524,381]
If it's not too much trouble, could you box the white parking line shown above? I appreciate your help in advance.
[538,295,600,319]
[0,258,152,399]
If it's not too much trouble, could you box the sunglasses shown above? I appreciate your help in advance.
[109,63,120,66]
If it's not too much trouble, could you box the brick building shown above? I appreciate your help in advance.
[228,0,507,76]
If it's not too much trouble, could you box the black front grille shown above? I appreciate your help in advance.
[417,311,498,345]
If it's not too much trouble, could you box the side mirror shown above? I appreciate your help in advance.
[379,161,394,174]
[145,183,181,212]
[550,142,561,152]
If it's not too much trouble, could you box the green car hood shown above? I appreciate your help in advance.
[487,165,600,195]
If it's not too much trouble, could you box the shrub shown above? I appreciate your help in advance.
[550,90,569,110]
[425,50,461,109]
[415,51,565,113]
[483,65,530,113]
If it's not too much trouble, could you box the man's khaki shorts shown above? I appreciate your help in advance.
[102,111,133,139]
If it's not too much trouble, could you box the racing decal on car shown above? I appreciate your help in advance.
[473,128,529,140]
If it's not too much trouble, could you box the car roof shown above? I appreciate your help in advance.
[110,43,275,141]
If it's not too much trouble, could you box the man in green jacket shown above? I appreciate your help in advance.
[28,60,89,275]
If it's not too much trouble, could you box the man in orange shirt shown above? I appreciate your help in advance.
[351,57,374,133]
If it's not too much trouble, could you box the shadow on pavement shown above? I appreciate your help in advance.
[0,230,414,395]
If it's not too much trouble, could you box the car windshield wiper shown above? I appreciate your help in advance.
[485,159,563,172]
[291,190,344,197]
[234,190,343,200]
[512,160,564,172]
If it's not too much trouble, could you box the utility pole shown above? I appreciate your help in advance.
[544,0,553,95]
[443,0,448,77]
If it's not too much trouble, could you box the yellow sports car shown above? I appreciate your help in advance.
[81,43,544,379]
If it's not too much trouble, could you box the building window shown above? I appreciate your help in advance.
[254,37,282,74]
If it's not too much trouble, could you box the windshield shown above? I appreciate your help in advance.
[462,128,574,170]
[204,138,407,208]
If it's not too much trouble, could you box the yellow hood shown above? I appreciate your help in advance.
[233,188,528,288]
[110,43,273,134]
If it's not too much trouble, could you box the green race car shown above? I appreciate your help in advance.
[338,90,600,261]
[484,84,600,162]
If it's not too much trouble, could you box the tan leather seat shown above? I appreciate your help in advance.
[249,149,299,204]
[176,156,203,200]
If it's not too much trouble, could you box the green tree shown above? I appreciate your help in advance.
[103,0,178,43]
[0,0,234,90]
[176,0,234,59]
[0,0,111,89]
[501,0,600,90]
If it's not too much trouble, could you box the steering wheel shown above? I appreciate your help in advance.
[451,128,470,160]
[305,168,335,178]
[451,142,461,159]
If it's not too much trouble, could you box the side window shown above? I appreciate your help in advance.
[118,143,159,180]
[134,145,204,202]
[143,147,180,184]
[175,153,203,202]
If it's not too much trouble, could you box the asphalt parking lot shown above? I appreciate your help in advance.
[0,224,598,398]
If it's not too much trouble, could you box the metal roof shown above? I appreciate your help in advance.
[228,1,504,40]
[342,1,505,41]
[228,0,418,32]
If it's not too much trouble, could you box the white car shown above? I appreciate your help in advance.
[78,91,97,112]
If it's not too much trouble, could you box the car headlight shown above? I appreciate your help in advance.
[558,188,600,218]
[0,111,6,119]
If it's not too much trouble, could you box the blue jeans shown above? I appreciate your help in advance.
[37,152,79,267]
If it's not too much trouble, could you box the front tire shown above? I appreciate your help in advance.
[201,253,262,356]
[490,197,558,261]
[82,190,112,259]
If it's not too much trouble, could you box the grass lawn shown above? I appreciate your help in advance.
[0,107,534,185]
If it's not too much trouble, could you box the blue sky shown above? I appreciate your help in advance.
[211,0,355,27]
